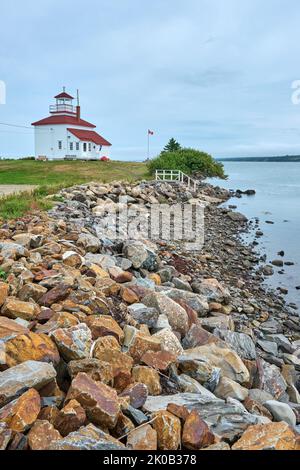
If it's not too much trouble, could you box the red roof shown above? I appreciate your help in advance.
[54,92,74,99]
[67,128,112,146]
[32,115,96,128]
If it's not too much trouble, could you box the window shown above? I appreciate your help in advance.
[83,143,87,152]
[70,142,73,151]
[88,143,92,152]
[76,142,79,151]
[58,141,62,150]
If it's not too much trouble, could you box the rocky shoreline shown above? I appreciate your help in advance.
[0,179,299,450]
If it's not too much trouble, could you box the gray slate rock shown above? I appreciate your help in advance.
[173,277,193,292]
[49,424,125,450]
[143,392,262,441]
[266,334,295,354]
[264,400,297,427]
[227,212,248,222]
[257,339,278,356]
[0,360,57,407]
[214,329,257,361]
[0,242,27,259]
[254,359,287,400]
[248,388,274,404]
[127,303,159,328]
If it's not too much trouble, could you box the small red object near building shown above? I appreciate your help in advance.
[100,156,110,161]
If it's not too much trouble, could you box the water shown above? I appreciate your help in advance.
[208,162,300,308]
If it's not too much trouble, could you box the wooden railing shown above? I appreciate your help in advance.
[155,169,198,191]
[49,104,76,114]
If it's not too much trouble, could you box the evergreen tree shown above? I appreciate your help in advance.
[163,138,181,152]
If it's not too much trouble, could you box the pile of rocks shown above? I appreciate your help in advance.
[0,180,299,451]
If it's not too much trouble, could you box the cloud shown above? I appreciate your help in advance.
[1,0,300,158]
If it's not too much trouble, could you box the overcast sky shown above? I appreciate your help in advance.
[1,0,300,159]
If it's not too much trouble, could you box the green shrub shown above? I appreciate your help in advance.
[148,147,226,179]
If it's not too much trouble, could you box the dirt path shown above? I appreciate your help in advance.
[0,185,37,197]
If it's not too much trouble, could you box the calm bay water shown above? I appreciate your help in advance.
[209,162,300,308]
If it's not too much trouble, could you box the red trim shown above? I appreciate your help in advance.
[67,128,112,146]
[32,115,96,128]
[54,92,74,99]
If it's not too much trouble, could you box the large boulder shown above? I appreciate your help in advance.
[0,423,12,450]
[182,323,221,349]
[4,332,60,367]
[0,388,41,432]
[85,315,124,342]
[0,361,56,407]
[0,242,27,259]
[191,278,230,303]
[128,332,161,363]
[155,287,209,317]
[153,328,183,356]
[143,292,189,336]
[0,317,29,342]
[122,241,149,269]
[178,355,221,388]
[18,283,47,303]
[200,315,234,332]
[152,411,181,450]
[65,372,120,429]
[264,401,296,427]
[214,329,256,361]
[49,424,125,450]
[180,344,250,384]
[127,424,157,450]
[144,393,261,441]
[27,419,62,450]
[0,283,9,307]
[132,366,162,395]
[50,323,92,362]
[214,377,248,402]
[232,422,300,450]
[254,358,287,400]
[127,303,159,328]
[68,358,113,385]
[77,232,101,253]
[53,399,86,436]
[182,409,215,449]
[38,283,71,307]
[1,297,39,321]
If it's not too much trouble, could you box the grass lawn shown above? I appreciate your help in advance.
[0,160,148,220]
[0,160,148,185]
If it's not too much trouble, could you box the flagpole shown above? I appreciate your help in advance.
[147,131,150,160]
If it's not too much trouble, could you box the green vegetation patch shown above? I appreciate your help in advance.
[148,147,226,179]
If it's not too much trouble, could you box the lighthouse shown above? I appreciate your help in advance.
[32,88,112,160]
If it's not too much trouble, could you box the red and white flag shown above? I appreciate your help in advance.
[148,129,154,135]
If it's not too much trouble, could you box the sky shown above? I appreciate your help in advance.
[1,0,300,160]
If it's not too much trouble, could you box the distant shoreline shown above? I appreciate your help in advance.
[217,155,300,162]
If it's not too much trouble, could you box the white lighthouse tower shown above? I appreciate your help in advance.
[32,88,112,160]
